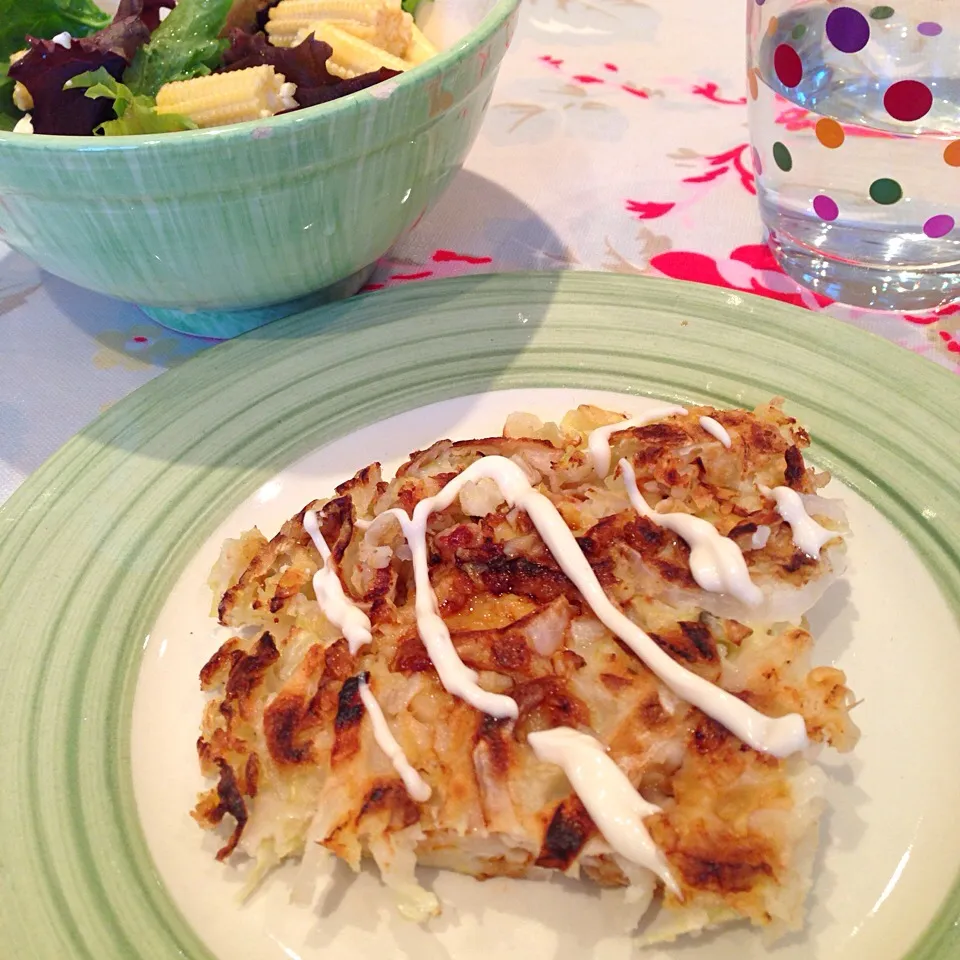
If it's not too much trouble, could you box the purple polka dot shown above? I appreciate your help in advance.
[917,21,942,37]
[826,7,871,53]
[923,214,955,238]
[752,146,763,176]
[813,195,839,221]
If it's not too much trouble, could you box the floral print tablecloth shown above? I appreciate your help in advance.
[1,0,957,504]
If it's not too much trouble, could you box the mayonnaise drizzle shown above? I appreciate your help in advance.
[527,727,679,895]
[698,415,732,448]
[761,486,835,559]
[368,506,520,719]
[619,460,763,608]
[587,405,688,477]
[358,677,432,803]
[303,509,373,654]
[369,456,806,757]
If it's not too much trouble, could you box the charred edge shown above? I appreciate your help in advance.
[629,422,690,446]
[224,632,279,705]
[728,520,758,539]
[320,495,355,561]
[535,797,595,870]
[784,445,805,490]
[244,753,260,798]
[784,551,815,573]
[692,716,730,754]
[676,852,774,894]
[357,778,421,830]
[479,555,572,602]
[513,677,591,743]
[391,635,437,675]
[199,640,242,689]
[263,692,315,765]
[212,760,248,861]
[334,675,365,732]
[678,621,718,662]
[476,714,511,777]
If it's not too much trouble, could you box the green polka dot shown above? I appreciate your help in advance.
[869,177,903,204]
[869,5,895,19]
[792,23,807,39]
[773,141,793,172]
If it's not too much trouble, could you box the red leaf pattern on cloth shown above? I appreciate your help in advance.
[626,201,676,219]
[649,246,832,311]
[691,82,746,106]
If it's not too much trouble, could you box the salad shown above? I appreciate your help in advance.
[0,0,436,136]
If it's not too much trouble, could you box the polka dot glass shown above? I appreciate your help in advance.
[747,0,960,310]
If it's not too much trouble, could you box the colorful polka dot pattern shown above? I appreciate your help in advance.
[772,142,792,172]
[758,4,956,237]
[884,79,933,122]
[773,43,802,87]
[813,195,839,221]
[924,215,955,239]
[815,118,845,148]
[826,7,870,53]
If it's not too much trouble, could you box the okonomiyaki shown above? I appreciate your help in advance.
[193,399,859,943]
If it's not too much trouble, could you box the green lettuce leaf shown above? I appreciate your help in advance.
[123,0,234,97]
[65,66,197,135]
[0,63,16,131]
[0,0,111,66]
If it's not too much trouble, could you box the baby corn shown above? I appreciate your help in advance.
[405,23,438,65]
[9,50,33,111]
[156,66,298,129]
[267,0,393,46]
[293,22,412,79]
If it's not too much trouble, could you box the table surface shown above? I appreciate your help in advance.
[2,0,958,506]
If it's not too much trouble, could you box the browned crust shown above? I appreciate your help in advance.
[536,796,597,870]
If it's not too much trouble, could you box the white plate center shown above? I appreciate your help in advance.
[132,388,960,960]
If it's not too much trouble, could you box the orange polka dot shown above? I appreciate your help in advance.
[815,117,845,148]
[945,141,960,167]
[748,68,759,101]
[767,15,780,36]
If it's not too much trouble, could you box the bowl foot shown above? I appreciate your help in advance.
[138,263,377,340]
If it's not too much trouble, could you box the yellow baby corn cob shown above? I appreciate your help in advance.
[267,0,387,47]
[293,22,412,79]
[9,50,33,111]
[12,82,33,111]
[404,23,438,65]
[156,66,298,129]
[332,7,412,58]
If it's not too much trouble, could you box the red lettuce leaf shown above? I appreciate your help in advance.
[296,66,401,108]
[114,0,178,33]
[220,29,337,86]
[9,18,150,135]
[220,29,400,111]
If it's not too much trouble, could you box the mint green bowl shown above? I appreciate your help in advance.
[0,0,518,338]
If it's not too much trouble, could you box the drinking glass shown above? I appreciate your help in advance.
[747,1,960,311]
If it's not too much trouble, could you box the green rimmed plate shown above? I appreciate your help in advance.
[0,272,958,960]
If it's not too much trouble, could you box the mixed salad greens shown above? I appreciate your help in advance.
[1,0,430,136]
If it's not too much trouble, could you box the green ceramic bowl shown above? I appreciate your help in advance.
[0,0,518,338]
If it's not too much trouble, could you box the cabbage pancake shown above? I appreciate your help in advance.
[194,400,858,943]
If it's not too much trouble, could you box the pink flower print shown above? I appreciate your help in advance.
[649,244,832,311]
[691,82,747,106]
[625,201,676,220]
[682,145,755,195]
